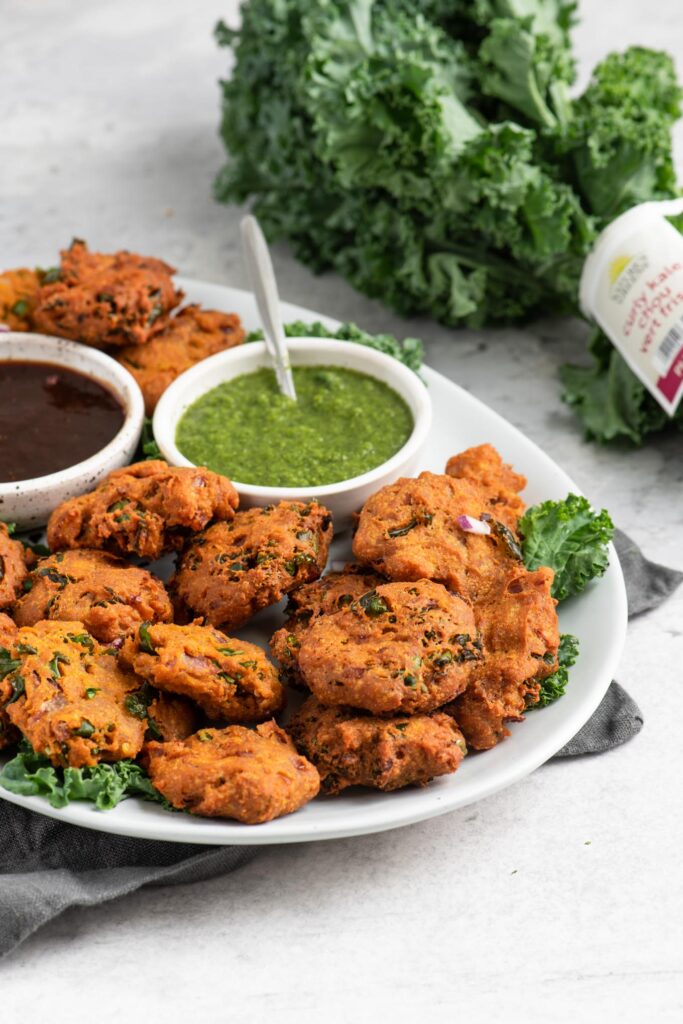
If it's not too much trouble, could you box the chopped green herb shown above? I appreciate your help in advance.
[6,673,25,704]
[74,719,95,739]
[48,651,70,680]
[16,643,37,656]
[358,590,389,617]
[492,521,524,561]
[66,632,95,653]
[138,621,156,655]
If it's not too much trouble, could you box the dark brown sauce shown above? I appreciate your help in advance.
[0,361,125,483]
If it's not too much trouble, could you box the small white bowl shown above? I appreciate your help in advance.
[153,338,432,529]
[0,333,145,530]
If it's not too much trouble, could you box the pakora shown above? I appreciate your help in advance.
[47,460,238,560]
[270,566,385,685]
[0,522,28,610]
[290,696,467,794]
[298,579,481,715]
[116,304,245,414]
[145,720,320,823]
[32,239,182,347]
[173,501,333,630]
[352,471,523,601]
[13,548,173,642]
[445,443,526,523]
[120,621,285,722]
[445,565,560,749]
[0,268,41,331]
[6,620,146,768]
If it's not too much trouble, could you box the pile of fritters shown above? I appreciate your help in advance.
[0,460,333,823]
[0,240,245,412]
[277,444,559,794]
[1,442,560,823]
[0,238,562,823]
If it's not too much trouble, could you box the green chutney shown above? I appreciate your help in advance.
[176,365,414,487]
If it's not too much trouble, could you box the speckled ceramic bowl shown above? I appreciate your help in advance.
[0,333,145,530]
[153,338,432,531]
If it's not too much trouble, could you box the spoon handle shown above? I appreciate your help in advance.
[240,215,297,401]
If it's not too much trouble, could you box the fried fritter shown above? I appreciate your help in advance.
[47,460,238,560]
[5,620,146,767]
[352,471,523,601]
[270,566,385,685]
[116,304,245,414]
[0,522,28,610]
[298,579,481,715]
[173,501,333,630]
[13,549,173,642]
[120,621,285,723]
[445,565,559,749]
[0,268,41,331]
[445,443,526,524]
[290,696,467,795]
[145,721,320,823]
[33,239,182,347]
[0,613,20,751]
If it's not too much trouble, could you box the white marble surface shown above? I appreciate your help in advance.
[2,1,683,1019]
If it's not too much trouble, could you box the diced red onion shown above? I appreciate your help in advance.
[457,514,491,536]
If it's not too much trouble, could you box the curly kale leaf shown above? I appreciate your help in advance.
[247,319,424,373]
[216,4,683,445]
[535,633,579,708]
[215,0,586,328]
[519,494,614,601]
[557,47,682,220]
[0,743,168,811]
[560,326,682,445]
[477,3,577,128]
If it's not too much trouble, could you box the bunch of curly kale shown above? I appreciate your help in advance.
[214,0,683,444]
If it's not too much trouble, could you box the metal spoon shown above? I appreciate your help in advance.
[240,214,297,401]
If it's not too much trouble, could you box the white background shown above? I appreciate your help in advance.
[2,1,683,1019]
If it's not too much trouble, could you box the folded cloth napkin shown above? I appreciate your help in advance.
[1,530,680,958]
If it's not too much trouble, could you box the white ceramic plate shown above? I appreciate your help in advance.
[0,278,628,844]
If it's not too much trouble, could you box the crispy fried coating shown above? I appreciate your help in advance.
[290,696,467,795]
[120,621,285,723]
[13,549,173,642]
[0,613,20,750]
[116,304,245,414]
[173,501,333,631]
[445,565,559,749]
[353,472,523,601]
[0,268,41,330]
[5,620,145,768]
[0,522,28,610]
[445,444,526,523]
[145,721,320,823]
[47,460,238,560]
[32,239,182,347]
[298,579,481,715]
[270,566,385,685]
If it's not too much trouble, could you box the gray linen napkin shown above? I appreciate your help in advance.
[0,529,679,958]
